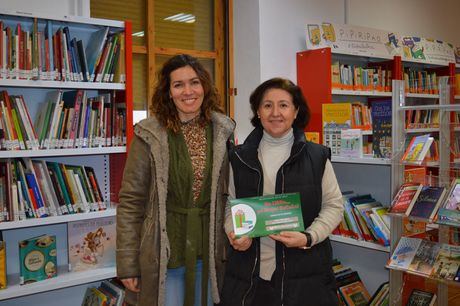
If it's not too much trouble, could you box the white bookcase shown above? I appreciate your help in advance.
[0,10,132,304]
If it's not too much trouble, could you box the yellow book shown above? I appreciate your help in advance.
[304,132,319,144]
[0,241,5,289]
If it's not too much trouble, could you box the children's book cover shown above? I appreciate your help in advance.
[338,280,371,306]
[340,129,363,158]
[401,134,434,165]
[68,216,116,272]
[406,289,436,306]
[387,237,422,270]
[408,240,441,276]
[431,244,460,281]
[388,183,423,215]
[437,179,460,226]
[322,103,352,156]
[371,100,392,158]
[407,186,446,221]
[19,234,57,284]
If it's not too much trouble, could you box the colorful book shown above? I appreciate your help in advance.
[406,289,436,306]
[388,236,422,270]
[67,216,116,272]
[322,103,352,156]
[408,240,441,276]
[431,243,460,281]
[388,183,423,215]
[338,280,371,306]
[437,178,460,226]
[340,129,363,158]
[371,100,392,158]
[407,186,446,221]
[19,234,57,284]
[401,134,434,165]
[0,241,5,289]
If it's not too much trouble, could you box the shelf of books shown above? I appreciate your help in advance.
[330,234,390,252]
[0,266,116,300]
[387,76,460,305]
[0,11,133,301]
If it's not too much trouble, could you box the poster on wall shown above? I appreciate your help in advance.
[400,37,455,64]
[305,22,401,58]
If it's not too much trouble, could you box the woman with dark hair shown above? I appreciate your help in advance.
[116,54,235,306]
[221,78,343,306]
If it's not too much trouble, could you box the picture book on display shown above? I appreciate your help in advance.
[407,186,446,221]
[371,99,392,158]
[322,103,352,156]
[408,240,440,276]
[340,129,363,158]
[68,216,116,272]
[387,236,422,270]
[431,244,460,281]
[19,234,57,285]
[338,280,371,306]
[406,289,436,306]
[437,178,460,226]
[401,134,434,165]
[388,183,423,215]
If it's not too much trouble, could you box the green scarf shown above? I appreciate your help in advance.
[166,123,213,306]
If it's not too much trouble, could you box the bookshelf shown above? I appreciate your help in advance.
[388,72,460,305]
[297,47,398,293]
[0,11,132,302]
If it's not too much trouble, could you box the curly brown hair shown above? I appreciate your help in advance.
[150,54,223,132]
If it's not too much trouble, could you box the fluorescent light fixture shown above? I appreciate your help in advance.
[132,31,144,37]
[164,13,196,23]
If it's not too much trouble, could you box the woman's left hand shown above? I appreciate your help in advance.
[269,231,307,248]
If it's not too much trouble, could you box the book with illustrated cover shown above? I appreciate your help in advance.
[404,167,427,185]
[408,240,440,276]
[407,186,446,221]
[230,193,304,238]
[322,103,352,156]
[68,216,116,272]
[371,99,392,158]
[388,183,423,215]
[338,280,371,306]
[406,289,436,306]
[340,129,363,158]
[19,234,57,284]
[437,178,460,226]
[401,134,434,165]
[387,237,422,270]
[431,243,460,281]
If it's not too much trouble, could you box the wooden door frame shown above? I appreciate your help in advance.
[134,0,233,117]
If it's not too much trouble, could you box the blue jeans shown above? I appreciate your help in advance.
[165,260,213,306]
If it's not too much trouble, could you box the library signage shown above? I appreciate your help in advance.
[401,36,455,64]
[306,22,400,58]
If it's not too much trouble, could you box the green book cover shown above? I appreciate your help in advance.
[19,234,57,285]
[230,193,304,238]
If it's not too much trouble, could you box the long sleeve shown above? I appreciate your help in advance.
[224,166,236,235]
[116,135,152,278]
[306,159,344,246]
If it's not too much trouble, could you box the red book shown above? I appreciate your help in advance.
[388,183,423,215]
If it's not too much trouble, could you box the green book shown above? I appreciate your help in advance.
[230,193,304,238]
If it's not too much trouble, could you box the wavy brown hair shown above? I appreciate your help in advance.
[150,54,223,132]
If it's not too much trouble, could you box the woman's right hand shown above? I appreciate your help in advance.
[227,231,252,251]
[121,277,141,292]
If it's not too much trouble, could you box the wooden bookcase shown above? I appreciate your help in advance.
[0,10,132,304]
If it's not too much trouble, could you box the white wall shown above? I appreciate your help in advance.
[348,0,460,46]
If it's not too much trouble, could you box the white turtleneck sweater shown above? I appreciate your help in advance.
[225,129,343,280]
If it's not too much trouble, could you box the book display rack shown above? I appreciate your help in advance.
[388,67,460,305]
[0,10,132,303]
[298,33,459,298]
